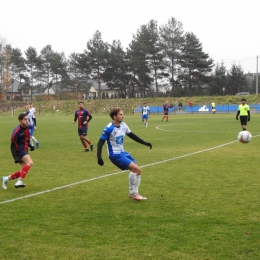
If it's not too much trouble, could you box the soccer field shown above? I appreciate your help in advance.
[1,113,260,260]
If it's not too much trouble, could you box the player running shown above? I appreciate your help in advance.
[73,101,94,152]
[2,113,34,189]
[25,104,40,148]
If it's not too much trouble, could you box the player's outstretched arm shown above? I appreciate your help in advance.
[126,132,152,149]
[97,138,106,166]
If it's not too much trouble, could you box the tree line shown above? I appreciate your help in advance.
[0,17,257,100]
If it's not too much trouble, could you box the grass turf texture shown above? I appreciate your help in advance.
[0,113,260,260]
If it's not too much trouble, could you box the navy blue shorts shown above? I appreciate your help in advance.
[13,150,28,163]
[78,127,88,136]
[109,151,136,171]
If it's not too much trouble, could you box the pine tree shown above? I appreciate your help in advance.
[179,32,214,96]
[227,64,248,95]
[85,31,109,99]
[159,17,184,95]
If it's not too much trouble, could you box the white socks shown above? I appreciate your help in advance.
[128,172,136,194]
[129,172,141,194]
[31,136,38,143]
[134,175,141,194]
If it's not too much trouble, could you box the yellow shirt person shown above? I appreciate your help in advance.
[236,98,250,130]
[211,101,216,114]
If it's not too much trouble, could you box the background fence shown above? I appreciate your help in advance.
[135,104,260,114]
[1,100,260,116]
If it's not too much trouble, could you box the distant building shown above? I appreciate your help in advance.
[5,79,31,102]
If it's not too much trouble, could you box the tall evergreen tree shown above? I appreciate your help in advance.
[51,52,69,100]
[227,64,248,95]
[159,17,184,95]
[179,32,214,96]
[143,20,165,96]
[84,31,109,99]
[24,46,41,99]
[38,45,55,99]
[127,26,153,97]
[10,48,26,83]
[73,52,92,98]
[209,62,227,95]
[103,40,131,98]
[68,53,82,99]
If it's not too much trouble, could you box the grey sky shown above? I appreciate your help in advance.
[1,0,259,73]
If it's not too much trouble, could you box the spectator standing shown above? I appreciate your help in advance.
[211,101,216,114]
[188,99,193,109]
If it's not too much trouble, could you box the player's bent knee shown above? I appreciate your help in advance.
[129,164,141,175]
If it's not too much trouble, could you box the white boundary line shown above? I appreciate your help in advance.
[1,135,259,205]
[156,124,260,134]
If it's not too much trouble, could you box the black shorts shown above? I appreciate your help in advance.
[240,116,248,126]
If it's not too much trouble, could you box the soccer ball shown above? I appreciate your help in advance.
[238,131,252,143]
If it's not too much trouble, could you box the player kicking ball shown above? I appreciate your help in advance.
[97,107,152,201]
[2,113,34,189]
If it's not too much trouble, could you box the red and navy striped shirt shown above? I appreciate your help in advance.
[11,125,30,152]
[74,109,91,128]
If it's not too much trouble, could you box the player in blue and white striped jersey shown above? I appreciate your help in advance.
[97,107,152,201]
[141,102,150,127]
[25,105,40,148]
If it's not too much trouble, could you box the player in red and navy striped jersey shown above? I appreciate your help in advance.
[2,113,34,189]
[73,102,94,152]
[161,101,174,122]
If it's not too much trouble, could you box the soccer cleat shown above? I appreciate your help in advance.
[136,194,147,200]
[14,180,26,188]
[90,144,94,151]
[84,148,89,152]
[36,142,40,148]
[129,193,147,201]
[2,176,8,190]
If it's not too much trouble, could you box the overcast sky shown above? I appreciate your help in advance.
[1,0,259,73]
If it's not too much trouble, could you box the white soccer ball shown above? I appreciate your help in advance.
[238,131,252,143]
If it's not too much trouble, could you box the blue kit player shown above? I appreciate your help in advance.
[25,104,40,148]
[141,102,150,127]
[97,107,152,201]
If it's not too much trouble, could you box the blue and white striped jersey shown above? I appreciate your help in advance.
[100,122,131,155]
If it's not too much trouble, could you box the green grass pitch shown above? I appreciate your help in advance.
[0,113,260,260]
